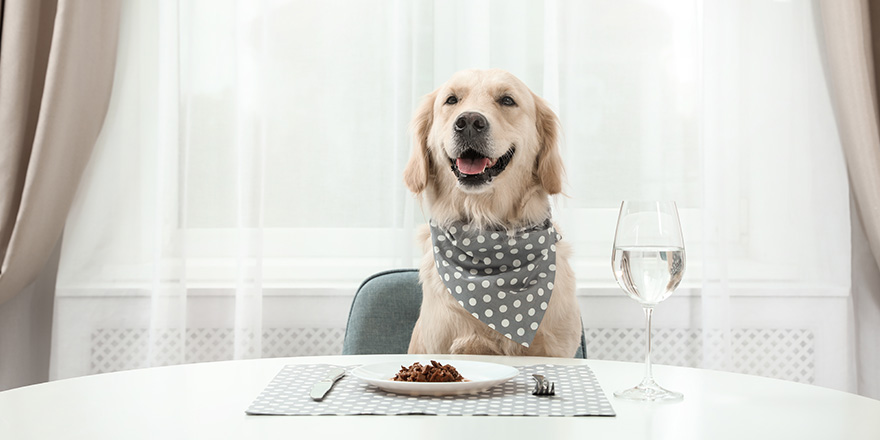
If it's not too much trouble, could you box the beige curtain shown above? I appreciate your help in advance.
[817,0,880,398]
[0,0,120,389]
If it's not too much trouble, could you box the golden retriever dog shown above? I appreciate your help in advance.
[403,69,582,357]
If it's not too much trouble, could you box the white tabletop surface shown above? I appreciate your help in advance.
[0,354,878,440]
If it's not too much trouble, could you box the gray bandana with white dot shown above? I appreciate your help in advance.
[429,219,561,347]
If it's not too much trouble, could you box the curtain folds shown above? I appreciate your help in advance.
[0,0,121,304]
[817,0,880,272]
[817,0,880,399]
[0,0,121,389]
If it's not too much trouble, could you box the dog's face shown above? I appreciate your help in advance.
[428,69,537,192]
[404,69,563,201]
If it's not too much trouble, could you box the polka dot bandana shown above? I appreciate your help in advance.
[246,364,616,416]
[429,219,562,347]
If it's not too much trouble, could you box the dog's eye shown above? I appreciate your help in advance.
[499,96,516,107]
[445,95,459,105]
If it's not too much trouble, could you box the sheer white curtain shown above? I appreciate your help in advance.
[51,0,854,393]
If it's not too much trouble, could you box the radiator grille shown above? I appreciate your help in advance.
[91,326,814,383]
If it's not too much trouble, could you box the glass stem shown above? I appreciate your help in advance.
[643,306,654,384]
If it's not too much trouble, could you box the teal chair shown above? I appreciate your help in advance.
[342,269,587,358]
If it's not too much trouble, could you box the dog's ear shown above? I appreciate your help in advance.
[534,94,565,195]
[404,90,438,194]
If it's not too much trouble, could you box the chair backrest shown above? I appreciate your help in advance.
[342,269,422,355]
[343,269,587,358]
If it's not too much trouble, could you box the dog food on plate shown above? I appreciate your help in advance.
[392,360,464,382]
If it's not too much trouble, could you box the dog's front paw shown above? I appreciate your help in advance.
[449,335,504,355]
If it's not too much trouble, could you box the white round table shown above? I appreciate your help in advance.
[0,355,877,439]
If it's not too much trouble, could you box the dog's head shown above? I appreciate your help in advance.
[404,69,564,204]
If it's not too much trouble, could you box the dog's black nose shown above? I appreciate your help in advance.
[454,112,488,135]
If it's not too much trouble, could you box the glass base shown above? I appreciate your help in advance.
[614,379,683,402]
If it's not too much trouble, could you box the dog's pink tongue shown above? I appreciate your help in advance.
[456,157,491,175]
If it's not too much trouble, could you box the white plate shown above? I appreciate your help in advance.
[351,359,519,396]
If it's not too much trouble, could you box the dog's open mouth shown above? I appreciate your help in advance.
[449,147,515,186]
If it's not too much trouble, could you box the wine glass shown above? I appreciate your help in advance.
[611,201,685,401]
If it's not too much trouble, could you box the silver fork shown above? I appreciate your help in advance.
[532,374,555,396]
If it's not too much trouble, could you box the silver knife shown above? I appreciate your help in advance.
[309,367,346,401]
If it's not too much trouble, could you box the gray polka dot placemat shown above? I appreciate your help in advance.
[246,364,615,417]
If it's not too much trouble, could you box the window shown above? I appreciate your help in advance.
[59,0,848,295]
